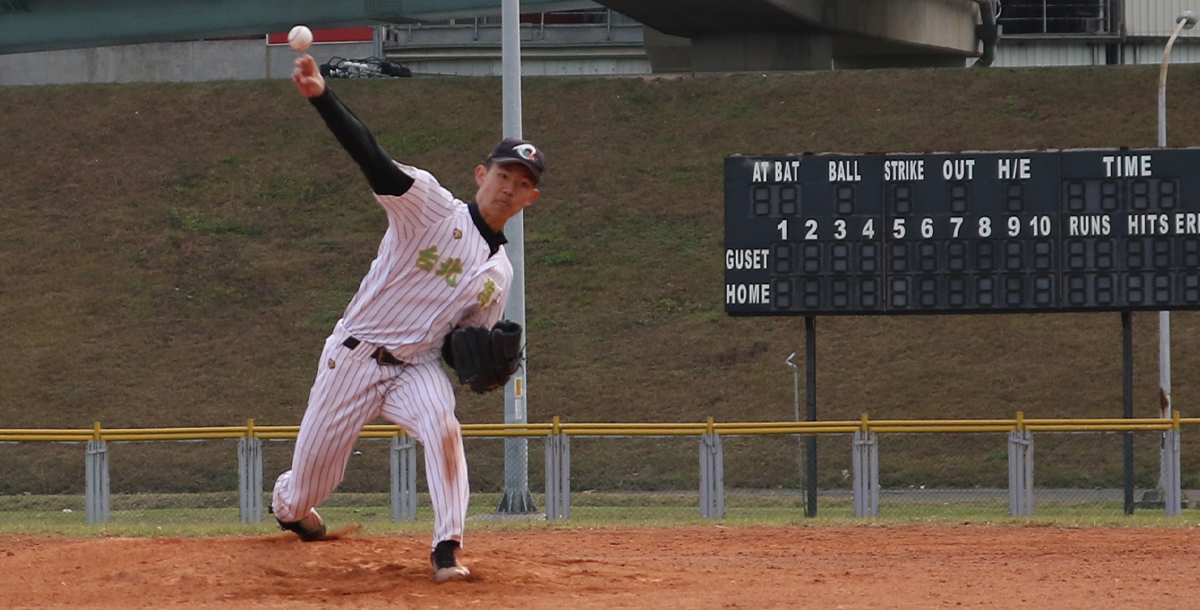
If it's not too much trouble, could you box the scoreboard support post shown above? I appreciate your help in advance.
[1122,311,1135,515]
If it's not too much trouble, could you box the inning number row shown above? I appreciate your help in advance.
[775,216,1055,241]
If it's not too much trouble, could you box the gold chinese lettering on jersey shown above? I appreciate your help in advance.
[435,258,463,287]
[415,246,439,271]
[414,245,463,287]
[476,279,497,309]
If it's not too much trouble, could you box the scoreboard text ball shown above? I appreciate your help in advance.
[724,148,1200,316]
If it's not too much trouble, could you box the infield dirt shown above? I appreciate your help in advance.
[2,525,1197,609]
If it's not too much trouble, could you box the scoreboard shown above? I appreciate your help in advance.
[724,148,1200,316]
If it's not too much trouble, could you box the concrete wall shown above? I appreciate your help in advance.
[598,0,982,71]
[0,38,376,86]
[691,33,833,71]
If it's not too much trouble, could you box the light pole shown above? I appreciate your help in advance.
[1159,12,1196,149]
[497,0,536,514]
[1153,10,1195,513]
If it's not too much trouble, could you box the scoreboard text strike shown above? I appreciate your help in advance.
[724,149,1200,316]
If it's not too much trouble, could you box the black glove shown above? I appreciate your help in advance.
[443,320,522,393]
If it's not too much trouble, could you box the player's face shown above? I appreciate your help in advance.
[475,162,540,220]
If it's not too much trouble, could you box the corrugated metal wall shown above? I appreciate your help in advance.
[1119,41,1200,64]
[1125,0,1200,37]
[991,0,1200,68]
[993,39,1200,69]
[993,41,1105,67]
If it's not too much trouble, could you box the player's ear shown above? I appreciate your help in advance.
[522,188,540,208]
[474,164,488,187]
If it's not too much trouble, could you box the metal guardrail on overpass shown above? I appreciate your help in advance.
[381,8,650,76]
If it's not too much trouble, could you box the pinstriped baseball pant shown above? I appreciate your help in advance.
[272,321,468,549]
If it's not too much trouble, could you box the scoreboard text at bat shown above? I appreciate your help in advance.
[723,149,1200,316]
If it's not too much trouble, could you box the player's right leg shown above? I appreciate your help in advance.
[272,323,387,538]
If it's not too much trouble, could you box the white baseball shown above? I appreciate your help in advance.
[288,25,313,51]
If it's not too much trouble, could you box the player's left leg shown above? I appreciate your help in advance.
[381,358,469,576]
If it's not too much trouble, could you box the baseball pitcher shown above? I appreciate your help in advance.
[271,54,542,583]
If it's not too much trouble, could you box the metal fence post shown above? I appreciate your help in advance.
[237,433,263,524]
[544,419,571,520]
[1023,431,1035,516]
[700,434,710,519]
[560,434,571,519]
[391,435,417,522]
[871,432,880,516]
[544,435,558,520]
[1164,415,1182,516]
[85,439,110,524]
[1008,429,1034,517]
[699,429,724,519]
[852,430,879,518]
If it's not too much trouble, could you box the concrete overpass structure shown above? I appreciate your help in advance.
[603,0,993,71]
[1,0,993,71]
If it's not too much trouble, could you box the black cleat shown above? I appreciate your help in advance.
[430,539,470,582]
[276,508,326,542]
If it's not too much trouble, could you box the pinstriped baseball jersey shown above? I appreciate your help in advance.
[342,164,512,362]
[271,85,541,560]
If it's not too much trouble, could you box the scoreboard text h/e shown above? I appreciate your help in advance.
[724,149,1200,316]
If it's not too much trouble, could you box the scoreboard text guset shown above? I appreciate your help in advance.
[724,149,1200,316]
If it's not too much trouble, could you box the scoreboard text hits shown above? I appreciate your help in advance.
[724,149,1200,316]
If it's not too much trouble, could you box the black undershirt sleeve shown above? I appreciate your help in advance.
[308,87,415,197]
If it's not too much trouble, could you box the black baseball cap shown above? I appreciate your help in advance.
[487,138,545,184]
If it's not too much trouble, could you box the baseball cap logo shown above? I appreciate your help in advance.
[513,143,539,162]
[488,138,545,182]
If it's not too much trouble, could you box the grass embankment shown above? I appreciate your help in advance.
[3,65,1200,494]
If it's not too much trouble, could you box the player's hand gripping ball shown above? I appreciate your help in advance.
[288,25,313,51]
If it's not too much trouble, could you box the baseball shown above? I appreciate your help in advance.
[288,25,313,51]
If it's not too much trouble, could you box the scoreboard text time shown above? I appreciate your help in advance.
[724,149,1200,315]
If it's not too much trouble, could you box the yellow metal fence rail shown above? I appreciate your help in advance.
[0,412,1193,442]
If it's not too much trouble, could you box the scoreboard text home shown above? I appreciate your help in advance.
[723,149,1200,316]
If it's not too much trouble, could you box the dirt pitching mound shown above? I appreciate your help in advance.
[2,525,1197,609]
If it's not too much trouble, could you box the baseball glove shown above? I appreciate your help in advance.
[442,320,523,393]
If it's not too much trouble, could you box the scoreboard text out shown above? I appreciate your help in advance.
[724,149,1200,316]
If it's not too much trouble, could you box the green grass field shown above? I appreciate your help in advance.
[1,490,1196,538]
